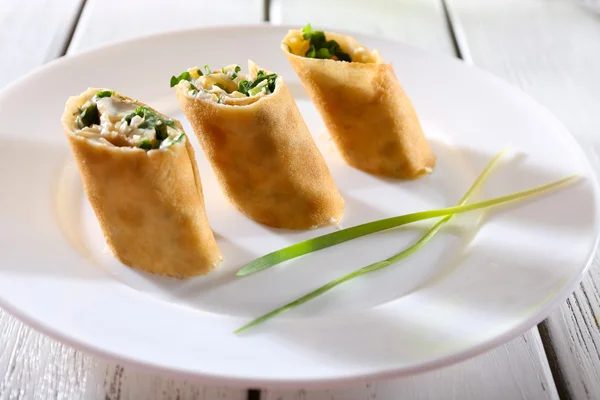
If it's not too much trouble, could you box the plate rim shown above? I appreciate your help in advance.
[1,24,599,388]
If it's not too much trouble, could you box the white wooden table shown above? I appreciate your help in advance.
[2,0,599,398]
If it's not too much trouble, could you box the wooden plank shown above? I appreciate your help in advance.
[266,1,559,398]
[0,0,84,88]
[62,0,266,398]
[68,0,265,52]
[444,0,600,398]
[264,331,557,400]
[270,0,455,55]
[0,0,265,398]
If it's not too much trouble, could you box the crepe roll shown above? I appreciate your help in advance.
[61,88,222,278]
[281,25,436,179]
[173,61,344,230]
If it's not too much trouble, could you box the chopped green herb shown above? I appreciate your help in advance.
[234,173,579,333]
[301,23,352,62]
[170,71,192,87]
[335,51,352,62]
[196,68,203,77]
[231,65,241,80]
[237,80,251,96]
[216,94,223,103]
[204,64,212,74]
[315,48,332,59]
[123,106,176,143]
[248,86,264,96]
[159,133,185,149]
[138,138,153,150]
[76,103,99,128]
[95,90,114,99]
[235,70,277,96]
[251,70,277,94]
[301,23,315,40]
[236,173,579,277]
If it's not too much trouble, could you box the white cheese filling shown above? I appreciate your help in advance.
[177,64,275,105]
[73,92,182,149]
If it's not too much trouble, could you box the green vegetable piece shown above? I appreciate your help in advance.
[302,23,314,39]
[236,172,578,277]
[234,160,578,333]
[248,86,264,96]
[95,90,114,98]
[196,68,204,77]
[315,48,332,59]
[216,94,223,103]
[231,65,241,80]
[250,70,278,93]
[138,138,153,150]
[76,103,99,128]
[170,71,192,87]
[335,51,352,62]
[204,65,212,74]
[301,23,351,62]
[238,80,251,96]
[159,133,185,149]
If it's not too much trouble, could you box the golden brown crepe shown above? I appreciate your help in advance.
[173,61,344,230]
[281,27,436,179]
[61,87,221,278]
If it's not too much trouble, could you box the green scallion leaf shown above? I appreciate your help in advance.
[170,71,192,87]
[301,23,351,62]
[138,138,153,150]
[335,51,352,62]
[204,64,212,74]
[315,48,333,59]
[234,160,578,333]
[159,133,186,149]
[95,90,114,99]
[236,173,579,277]
[196,68,203,76]
[248,86,264,96]
[238,80,251,96]
[76,103,99,128]
[231,65,241,80]
[302,23,314,39]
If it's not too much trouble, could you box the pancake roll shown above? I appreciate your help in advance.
[281,25,436,179]
[61,88,221,278]
[173,61,344,230]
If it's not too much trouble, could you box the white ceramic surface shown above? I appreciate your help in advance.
[0,25,597,388]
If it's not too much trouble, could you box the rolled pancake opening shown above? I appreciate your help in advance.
[282,25,436,179]
[173,61,344,230]
[61,88,222,278]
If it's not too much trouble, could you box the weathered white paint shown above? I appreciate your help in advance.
[0,0,84,88]
[265,1,559,398]
[68,0,265,52]
[0,0,263,398]
[1,0,590,398]
[264,331,558,400]
[445,0,600,398]
[270,0,455,55]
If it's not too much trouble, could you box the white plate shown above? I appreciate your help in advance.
[0,25,598,388]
